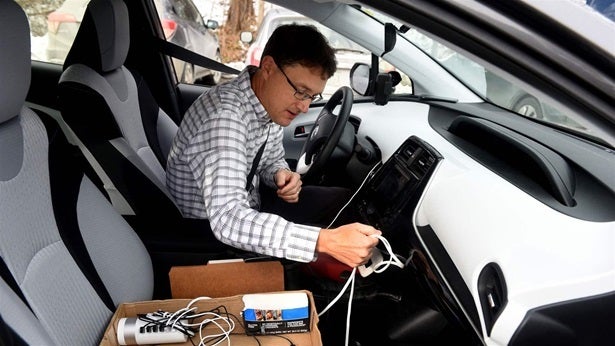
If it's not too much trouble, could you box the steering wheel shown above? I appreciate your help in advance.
[296,86,354,182]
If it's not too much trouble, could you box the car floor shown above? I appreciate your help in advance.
[284,263,476,346]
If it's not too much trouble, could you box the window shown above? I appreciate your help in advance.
[171,0,202,24]
[23,0,89,64]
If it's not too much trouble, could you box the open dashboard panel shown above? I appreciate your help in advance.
[356,135,442,246]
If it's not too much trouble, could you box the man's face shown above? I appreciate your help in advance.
[258,56,328,127]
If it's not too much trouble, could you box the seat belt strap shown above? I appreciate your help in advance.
[153,37,240,75]
[246,129,270,192]
[0,257,32,312]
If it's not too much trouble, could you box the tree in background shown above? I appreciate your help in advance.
[15,0,63,36]
[219,0,255,63]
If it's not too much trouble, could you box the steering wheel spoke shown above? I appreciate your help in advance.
[299,86,354,182]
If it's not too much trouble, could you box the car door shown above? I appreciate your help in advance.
[169,0,219,80]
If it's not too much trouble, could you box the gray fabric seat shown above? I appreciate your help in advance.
[56,0,237,301]
[0,1,154,344]
[58,0,181,220]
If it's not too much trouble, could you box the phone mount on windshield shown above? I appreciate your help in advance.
[349,22,401,105]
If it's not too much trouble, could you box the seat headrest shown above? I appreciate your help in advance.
[0,1,30,125]
[64,0,129,73]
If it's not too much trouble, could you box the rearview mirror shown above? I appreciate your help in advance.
[350,63,371,96]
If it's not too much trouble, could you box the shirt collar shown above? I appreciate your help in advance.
[237,66,271,126]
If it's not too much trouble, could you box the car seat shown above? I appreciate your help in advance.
[0,1,154,344]
[57,0,181,223]
[56,0,244,299]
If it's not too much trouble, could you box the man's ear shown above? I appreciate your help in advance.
[260,55,276,76]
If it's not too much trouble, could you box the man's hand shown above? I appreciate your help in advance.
[275,168,302,203]
[316,223,381,268]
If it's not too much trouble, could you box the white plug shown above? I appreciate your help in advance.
[358,234,405,277]
[358,247,384,277]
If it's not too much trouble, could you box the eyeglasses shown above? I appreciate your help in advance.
[277,64,323,103]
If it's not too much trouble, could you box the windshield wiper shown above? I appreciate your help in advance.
[396,94,458,103]
[334,48,368,54]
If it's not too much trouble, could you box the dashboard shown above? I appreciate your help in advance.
[286,99,615,345]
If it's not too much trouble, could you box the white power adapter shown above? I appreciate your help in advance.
[358,235,405,277]
[116,316,188,345]
[357,247,384,277]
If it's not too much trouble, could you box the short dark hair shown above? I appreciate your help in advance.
[261,24,337,79]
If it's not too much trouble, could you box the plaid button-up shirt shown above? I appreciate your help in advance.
[166,67,320,262]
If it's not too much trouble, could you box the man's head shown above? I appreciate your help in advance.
[261,24,337,80]
[252,24,337,127]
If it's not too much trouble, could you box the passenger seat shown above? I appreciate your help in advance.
[58,0,181,222]
[56,0,240,300]
[0,1,154,344]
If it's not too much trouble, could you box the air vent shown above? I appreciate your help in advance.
[398,141,419,164]
[411,151,434,176]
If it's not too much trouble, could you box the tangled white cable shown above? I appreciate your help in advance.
[370,234,405,273]
[161,297,236,346]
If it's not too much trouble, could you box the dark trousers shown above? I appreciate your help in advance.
[259,185,357,228]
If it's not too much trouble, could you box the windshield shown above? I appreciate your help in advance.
[271,17,368,53]
[362,3,614,147]
[405,28,586,128]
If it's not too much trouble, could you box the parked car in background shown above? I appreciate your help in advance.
[154,0,221,85]
[241,8,374,97]
[403,26,580,129]
[46,0,222,84]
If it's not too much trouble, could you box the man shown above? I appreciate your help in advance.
[166,24,379,268]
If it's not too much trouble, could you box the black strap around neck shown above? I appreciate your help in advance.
[246,128,270,192]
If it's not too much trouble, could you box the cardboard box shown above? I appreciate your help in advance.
[100,290,322,346]
[169,259,285,298]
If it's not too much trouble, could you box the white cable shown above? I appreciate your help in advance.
[345,269,355,346]
[167,306,197,334]
[318,163,402,346]
[160,297,235,345]
[316,163,382,345]
[196,312,235,346]
[326,163,381,228]
[371,235,405,273]
[317,268,357,317]
[317,237,406,346]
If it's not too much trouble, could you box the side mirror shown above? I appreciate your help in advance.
[349,63,371,96]
[240,31,253,44]
[206,19,219,30]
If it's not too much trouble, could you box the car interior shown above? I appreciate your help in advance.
[0,2,155,345]
[1,0,614,345]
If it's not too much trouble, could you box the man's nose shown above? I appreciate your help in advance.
[297,99,310,113]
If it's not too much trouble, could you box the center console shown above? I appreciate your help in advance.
[352,135,483,345]
[356,135,441,246]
